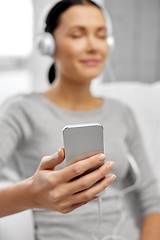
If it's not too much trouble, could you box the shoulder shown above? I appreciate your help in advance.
[0,93,44,128]
[0,93,40,115]
[0,94,40,140]
[103,96,137,128]
[103,97,134,115]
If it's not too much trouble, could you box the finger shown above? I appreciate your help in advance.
[72,174,116,204]
[49,161,114,200]
[57,153,106,182]
[38,148,65,171]
[54,173,116,211]
[57,161,115,197]
[68,161,115,194]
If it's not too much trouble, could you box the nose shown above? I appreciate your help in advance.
[85,35,99,53]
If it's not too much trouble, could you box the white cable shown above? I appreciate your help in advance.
[90,196,103,240]
[98,196,103,223]
[90,197,128,240]
[111,154,142,240]
[90,155,142,240]
[106,59,118,82]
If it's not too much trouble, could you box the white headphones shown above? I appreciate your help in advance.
[36,0,115,57]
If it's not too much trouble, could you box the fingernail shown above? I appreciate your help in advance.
[97,154,106,163]
[57,148,61,158]
[108,174,116,183]
[107,161,115,171]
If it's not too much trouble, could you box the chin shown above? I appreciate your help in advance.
[81,64,104,77]
[80,69,102,81]
[77,74,101,83]
[70,64,104,82]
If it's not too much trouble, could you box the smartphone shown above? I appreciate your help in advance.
[62,123,105,196]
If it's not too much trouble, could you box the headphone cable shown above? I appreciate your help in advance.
[89,154,142,240]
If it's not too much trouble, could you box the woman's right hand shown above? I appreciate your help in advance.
[29,148,116,214]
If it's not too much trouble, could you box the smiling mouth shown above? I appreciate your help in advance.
[80,59,101,66]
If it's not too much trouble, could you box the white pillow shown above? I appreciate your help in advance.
[0,209,35,240]
[0,181,35,240]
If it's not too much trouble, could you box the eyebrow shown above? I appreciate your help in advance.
[67,25,107,32]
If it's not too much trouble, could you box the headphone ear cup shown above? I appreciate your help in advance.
[107,35,115,54]
[36,32,55,56]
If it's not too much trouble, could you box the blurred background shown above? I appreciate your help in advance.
[0,0,160,104]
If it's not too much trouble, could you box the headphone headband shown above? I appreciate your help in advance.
[36,0,115,56]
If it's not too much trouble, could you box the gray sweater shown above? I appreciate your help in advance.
[0,93,160,240]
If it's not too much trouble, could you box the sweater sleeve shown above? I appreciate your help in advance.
[0,97,32,169]
[122,104,160,218]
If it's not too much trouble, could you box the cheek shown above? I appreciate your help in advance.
[101,42,109,59]
[56,39,85,61]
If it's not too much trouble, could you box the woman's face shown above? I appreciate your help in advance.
[53,4,108,82]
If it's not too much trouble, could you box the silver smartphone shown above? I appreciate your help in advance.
[62,123,105,196]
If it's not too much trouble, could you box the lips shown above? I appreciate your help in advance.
[80,59,101,66]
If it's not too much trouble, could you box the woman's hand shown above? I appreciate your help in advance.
[0,148,115,217]
[29,148,116,213]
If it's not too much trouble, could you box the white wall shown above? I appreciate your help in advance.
[0,0,33,58]
[0,71,33,105]
[0,0,34,104]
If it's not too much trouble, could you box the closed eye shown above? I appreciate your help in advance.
[71,34,83,38]
[97,28,107,39]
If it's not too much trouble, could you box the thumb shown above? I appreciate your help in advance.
[38,148,65,171]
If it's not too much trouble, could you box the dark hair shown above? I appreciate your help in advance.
[45,0,101,84]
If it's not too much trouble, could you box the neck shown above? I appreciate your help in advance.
[44,76,101,111]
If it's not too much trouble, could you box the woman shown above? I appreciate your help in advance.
[0,0,160,239]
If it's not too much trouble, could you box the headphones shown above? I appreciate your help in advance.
[36,0,115,57]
